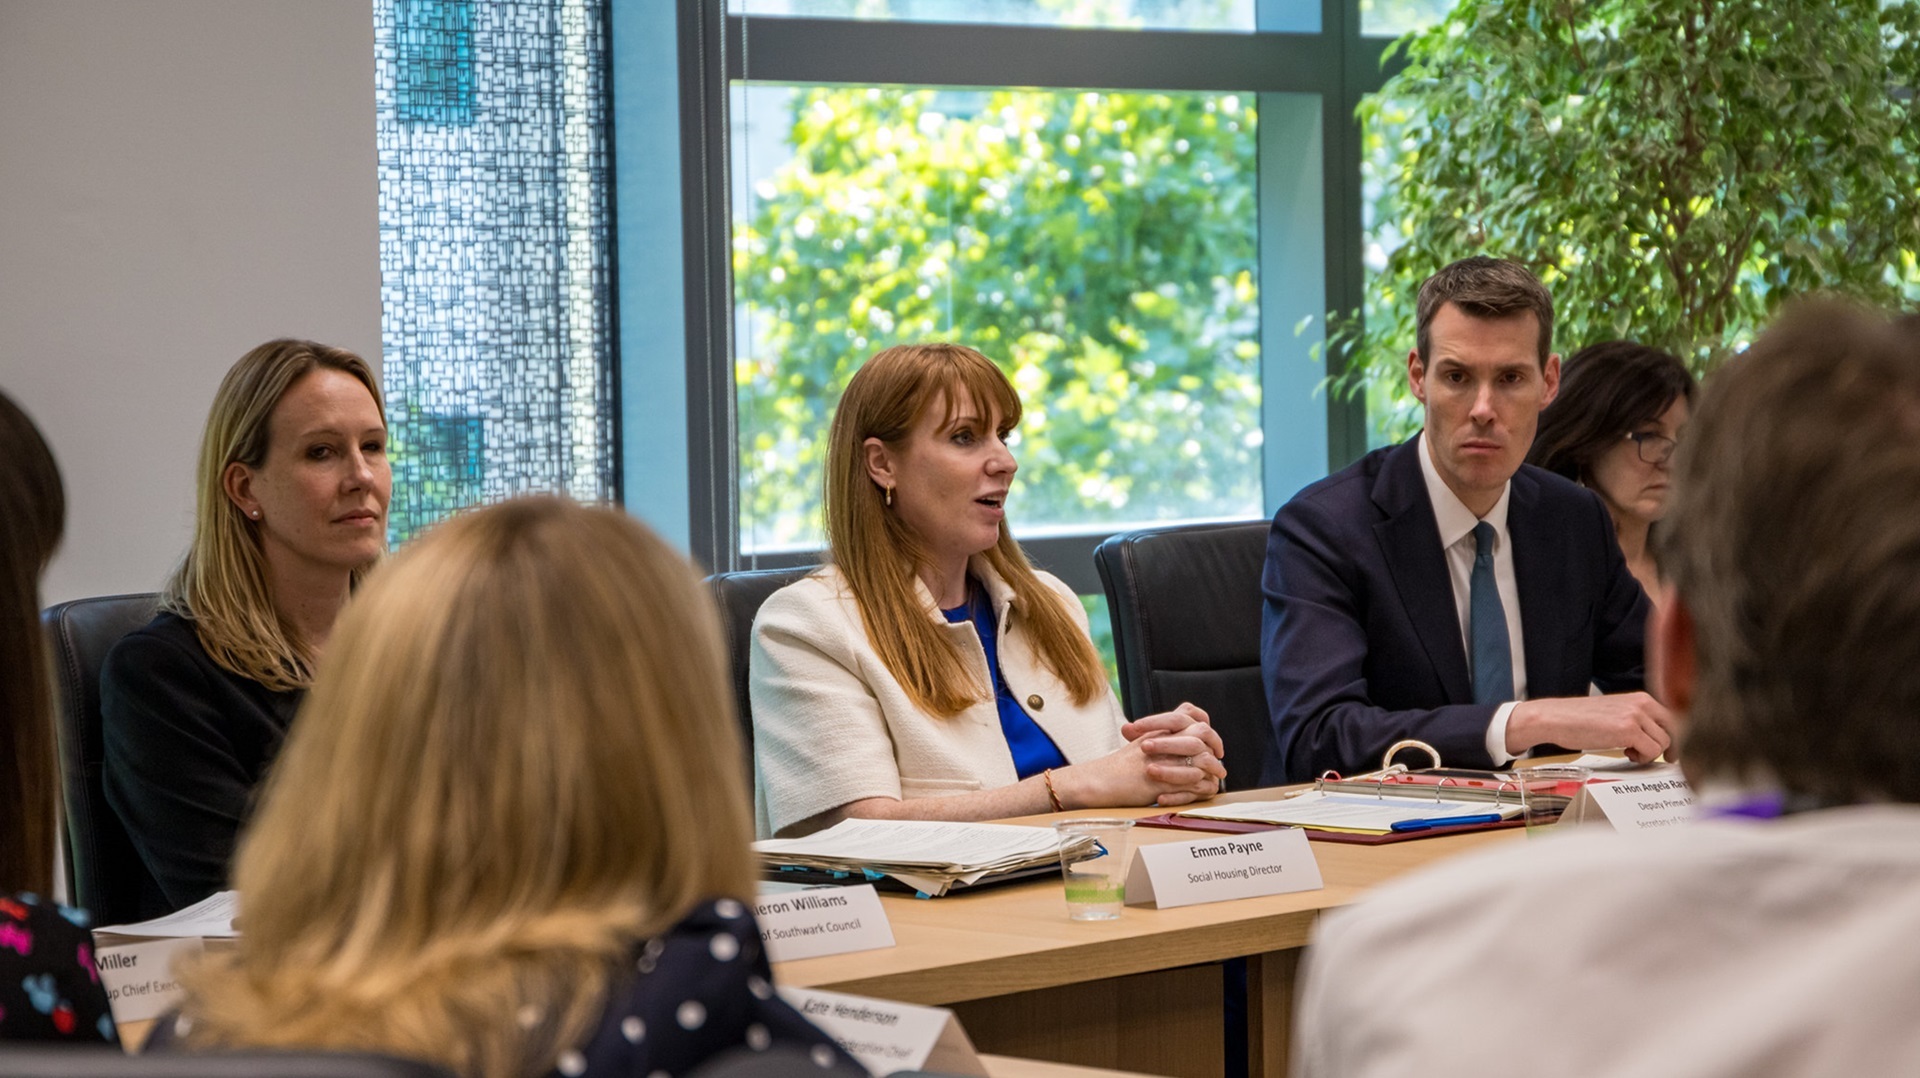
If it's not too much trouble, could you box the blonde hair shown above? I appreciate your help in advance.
[164,338,386,691]
[825,343,1105,717]
[175,497,755,1078]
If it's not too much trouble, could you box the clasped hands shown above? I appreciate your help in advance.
[1119,701,1226,806]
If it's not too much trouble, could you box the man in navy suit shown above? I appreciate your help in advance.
[1261,257,1674,783]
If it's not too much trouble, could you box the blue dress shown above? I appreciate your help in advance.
[942,576,1069,779]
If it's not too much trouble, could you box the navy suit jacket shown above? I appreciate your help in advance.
[1260,437,1649,784]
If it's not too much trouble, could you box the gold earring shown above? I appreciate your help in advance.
[885,484,893,507]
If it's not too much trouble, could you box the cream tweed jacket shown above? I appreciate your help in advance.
[750,558,1126,837]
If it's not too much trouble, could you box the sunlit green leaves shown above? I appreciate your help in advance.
[736,87,1262,548]
[1348,0,1920,444]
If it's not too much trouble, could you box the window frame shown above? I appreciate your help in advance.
[663,0,1405,588]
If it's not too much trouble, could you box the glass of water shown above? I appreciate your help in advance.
[1053,817,1135,920]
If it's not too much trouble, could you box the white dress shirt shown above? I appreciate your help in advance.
[1293,806,1920,1078]
[1418,430,1526,764]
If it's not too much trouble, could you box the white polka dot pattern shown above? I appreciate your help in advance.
[715,898,744,919]
[621,1016,646,1043]
[677,1000,707,1030]
[811,1044,837,1068]
[556,1049,586,1077]
[746,1024,772,1051]
[709,933,740,962]
[748,976,772,1000]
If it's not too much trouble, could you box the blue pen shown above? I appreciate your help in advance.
[1389,812,1504,833]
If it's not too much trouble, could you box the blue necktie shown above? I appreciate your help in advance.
[1470,521,1514,705]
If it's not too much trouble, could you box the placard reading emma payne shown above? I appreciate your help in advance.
[1124,828,1323,909]
[753,884,893,962]
[1587,770,1697,832]
[93,937,204,1024]
[776,986,986,1076]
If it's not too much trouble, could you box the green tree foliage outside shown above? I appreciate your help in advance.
[735,87,1263,549]
[1349,0,1920,443]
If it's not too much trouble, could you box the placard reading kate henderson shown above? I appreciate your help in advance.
[754,884,894,962]
[1124,829,1324,909]
[777,985,985,1076]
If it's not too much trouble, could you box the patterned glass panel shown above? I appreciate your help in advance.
[374,0,617,543]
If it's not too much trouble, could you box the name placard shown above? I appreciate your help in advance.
[1123,828,1323,909]
[777,985,986,1076]
[754,885,894,963]
[1586,772,1696,833]
[93,937,203,1024]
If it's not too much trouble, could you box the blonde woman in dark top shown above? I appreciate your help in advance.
[0,389,116,1044]
[161,497,851,1078]
[102,338,391,915]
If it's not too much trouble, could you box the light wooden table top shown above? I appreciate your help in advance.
[773,785,1524,1005]
[117,782,1529,1075]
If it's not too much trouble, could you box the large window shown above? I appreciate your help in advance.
[727,0,1267,30]
[732,85,1264,552]
[650,0,1449,585]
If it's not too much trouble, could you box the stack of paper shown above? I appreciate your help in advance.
[92,890,240,1025]
[1177,791,1521,835]
[754,819,1098,897]
[96,890,241,942]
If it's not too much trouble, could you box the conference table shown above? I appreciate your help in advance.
[771,785,1525,1078]
[115,783,1528,1077]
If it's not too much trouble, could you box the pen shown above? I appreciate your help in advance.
[1389,813,1505,833]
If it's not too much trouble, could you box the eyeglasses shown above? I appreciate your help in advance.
[1625,431,1678,465]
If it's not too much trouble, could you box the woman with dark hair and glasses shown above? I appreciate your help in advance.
[1527,340,1696,598]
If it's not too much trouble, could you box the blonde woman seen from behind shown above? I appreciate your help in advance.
[164,497,853,1078]
[101,339,392,916]
[752,343,1226,838]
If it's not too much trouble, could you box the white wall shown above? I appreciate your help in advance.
[0,0,381,605]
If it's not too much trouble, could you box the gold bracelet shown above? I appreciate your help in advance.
[1043,768,1065,813]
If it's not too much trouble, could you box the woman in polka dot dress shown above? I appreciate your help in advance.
[152,498,856,1078]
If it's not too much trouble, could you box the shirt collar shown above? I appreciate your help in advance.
[910,555,1017,623]
[1418,429,1512,548]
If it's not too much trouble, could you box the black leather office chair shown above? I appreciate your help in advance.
[1094,521,1276,789]
[705,566,817,778]
[0,1047,452,1078]
[42,592,165,925]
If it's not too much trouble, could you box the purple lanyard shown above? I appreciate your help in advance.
[1701,791,1789,821]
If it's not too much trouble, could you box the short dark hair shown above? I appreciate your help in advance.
[1415,256,1555,365]
[1659,300,1920,803]
[1528,341,1696,484]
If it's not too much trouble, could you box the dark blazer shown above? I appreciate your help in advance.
[101,612,302,917]
[1260,437,1648,784]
